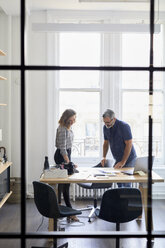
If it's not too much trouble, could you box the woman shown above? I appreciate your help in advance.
[54,109,79,222]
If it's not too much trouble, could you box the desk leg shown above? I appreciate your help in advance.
[48,218,54,231]
[139,184,153,231]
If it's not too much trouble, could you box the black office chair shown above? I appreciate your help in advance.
[32,181,82,248]
[77,159,113,222]
[95,188,142,248]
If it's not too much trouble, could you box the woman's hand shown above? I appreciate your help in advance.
[63,155,70,164]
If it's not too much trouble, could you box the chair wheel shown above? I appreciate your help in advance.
[88,218,91,222]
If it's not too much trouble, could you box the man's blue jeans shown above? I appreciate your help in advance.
[117,158,136,188]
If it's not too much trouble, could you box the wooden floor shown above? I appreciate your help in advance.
[0,198,165,248]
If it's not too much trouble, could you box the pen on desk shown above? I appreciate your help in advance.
[94,174,106,177]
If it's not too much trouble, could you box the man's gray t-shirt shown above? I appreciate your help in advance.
[103,119,136,165]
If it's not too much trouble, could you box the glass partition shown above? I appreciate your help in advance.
[0,0,165,248]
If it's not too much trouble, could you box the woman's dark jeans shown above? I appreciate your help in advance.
[54,148,72,208]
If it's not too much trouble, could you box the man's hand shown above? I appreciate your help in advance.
[114,161,125,169]
[101,140,109,167]
[101,158,106,167]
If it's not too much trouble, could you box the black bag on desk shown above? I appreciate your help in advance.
[63,162,76,175]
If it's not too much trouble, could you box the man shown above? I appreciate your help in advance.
[101,109,137,187]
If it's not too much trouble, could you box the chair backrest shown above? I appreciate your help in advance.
[94,159,114,168]
[105,159,114,168]
[33,181,61,219]
[99,188,142,223]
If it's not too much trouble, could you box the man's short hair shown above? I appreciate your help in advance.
[102,109,115,119]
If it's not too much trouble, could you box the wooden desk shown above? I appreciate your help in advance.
[40,167,164,231]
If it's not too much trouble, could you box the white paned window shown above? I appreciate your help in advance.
[55,29,164,166]
[122,33,164,164]
[58,33,101,161]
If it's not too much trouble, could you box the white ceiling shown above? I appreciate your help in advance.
[0,0,164,16]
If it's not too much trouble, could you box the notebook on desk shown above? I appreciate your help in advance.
[122,156,154,175]
[43,168,68,178]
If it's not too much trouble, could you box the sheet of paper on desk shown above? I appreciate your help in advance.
[69,173,90,180]
[98,169,119,175]
[96,175,113,179]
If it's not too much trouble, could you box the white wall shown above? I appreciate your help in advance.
[10,16,21,178]
[26,11,48,192]
[0,10,50,192]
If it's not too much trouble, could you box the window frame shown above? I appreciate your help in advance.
[121,30,165,166]
[121,87,165,165]
[56,32,103,165]
[58,87,102,165]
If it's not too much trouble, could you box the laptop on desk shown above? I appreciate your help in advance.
[123,156,154,175]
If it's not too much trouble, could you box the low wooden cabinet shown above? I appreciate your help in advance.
[0,162,12,208]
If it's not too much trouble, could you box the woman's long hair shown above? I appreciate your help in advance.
[59,109,76,127]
